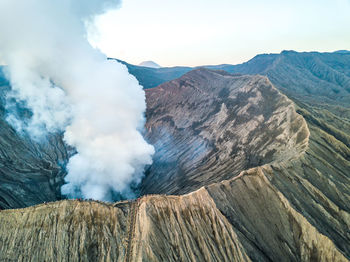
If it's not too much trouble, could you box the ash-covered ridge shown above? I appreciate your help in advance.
[141,68,309,194]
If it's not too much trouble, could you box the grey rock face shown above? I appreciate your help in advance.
[141,68,308,195]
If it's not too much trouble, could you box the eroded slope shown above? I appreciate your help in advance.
[132,192,250,262]
[142,68,308,194]
[1,173,348,262]
[0,200,129,261]
[206,167,348,262]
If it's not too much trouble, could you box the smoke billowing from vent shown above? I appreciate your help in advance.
[0,0,154,201]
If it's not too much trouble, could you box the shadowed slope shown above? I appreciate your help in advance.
[0,75,69,209]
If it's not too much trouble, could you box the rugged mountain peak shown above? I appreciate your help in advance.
[142,68,309,195]
[228,51,350,107]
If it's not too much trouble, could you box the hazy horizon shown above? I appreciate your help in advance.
[89,0,350,67]
[115,49,350,68]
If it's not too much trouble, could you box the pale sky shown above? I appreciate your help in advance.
[90,0,350,67]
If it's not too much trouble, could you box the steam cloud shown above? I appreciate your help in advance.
[0,0,154,200]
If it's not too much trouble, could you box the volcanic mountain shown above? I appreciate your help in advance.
[113,58,191,89]
[122,50,350,108]
[138,61,161,68]
[0,51,350,261]
[224,50,350,108]
[141,69,309,195]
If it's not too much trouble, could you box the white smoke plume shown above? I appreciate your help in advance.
[0,0,154,201]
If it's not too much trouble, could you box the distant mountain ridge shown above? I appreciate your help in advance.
[225,50,350,107]
[138,61,161,68]
[3,50,349,93]
[334,50,350,54]
[114,51,350,108]
[0,66,8,86]
[110,58,192,89]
